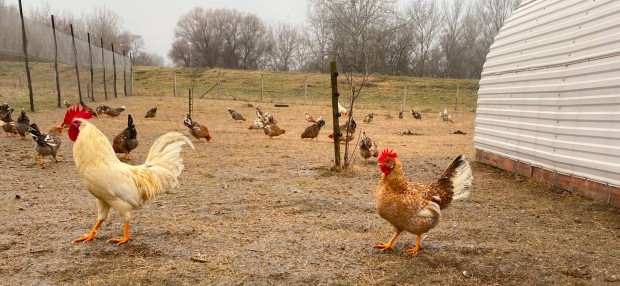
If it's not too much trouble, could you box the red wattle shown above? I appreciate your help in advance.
[68,125,79,142]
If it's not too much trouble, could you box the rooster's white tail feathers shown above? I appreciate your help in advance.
[133,132,195,202]
[442,155,473,201]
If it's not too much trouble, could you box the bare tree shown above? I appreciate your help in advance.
[168,38,191,67]
[406,0,442,77]
[87,7,123,46]
[264,21,301,71]
[438,0,472,78]
[134,51,164,66]
[117,31,144,64]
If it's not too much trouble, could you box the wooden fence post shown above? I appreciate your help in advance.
[112,43,117,98]
[330,61,341,168]
[455,83,459,112]
[403,85,407,109]
[101,38,107,100]
[123,49,127,96]
[51,15,61,107]
[304,76,308,104]
[70,24,82,103]
[173,73,177,96]
[129,52,133,95]
[188,88,193,116]
[87,33,94,101]
[18,0,34,111]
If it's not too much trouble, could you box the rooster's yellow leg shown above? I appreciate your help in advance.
[123,152,130,160]
[374,230,402,251]
[403,234,422,254]
[73,219,104,243]
[38,155,44,166]
[107,221,131,245]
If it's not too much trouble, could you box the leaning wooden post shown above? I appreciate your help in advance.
[260,74,264,102]
[330,61,341,168]
[87,33,95,101]
[100,38,107,100]
[122,49,127,96]
[129,52,133,95]
[51,15,61,108]
[403,85,407,109]
[188,88,193,116]
[304,76,308,104]
[70,24,82,103]
[18,0,34,111]
[111,43,117,98]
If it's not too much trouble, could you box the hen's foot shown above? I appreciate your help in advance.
[402,234,422,254]
[373,243,395,252]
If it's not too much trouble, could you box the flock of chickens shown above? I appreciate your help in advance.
[2,99,471,254]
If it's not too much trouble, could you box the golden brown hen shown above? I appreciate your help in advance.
[374,149,473,253]
[183,114,211,142]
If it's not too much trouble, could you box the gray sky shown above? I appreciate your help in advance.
[6,0,309,64]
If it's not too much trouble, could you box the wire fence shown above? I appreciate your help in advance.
[0,4,131,110]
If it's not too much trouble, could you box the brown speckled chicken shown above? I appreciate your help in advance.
[301,117,325,140]
[374,149,473,253]
[29,123,63,168]
[113,114,139,160]
[264,123,285,138]
[363,113,374,123]
[398,110,403,119]
[328,119,357,142]
[359,132,378,164]
[144,107,157,118]
[103,106,126,118]
[184,114,211,142]
[1,108,18,136]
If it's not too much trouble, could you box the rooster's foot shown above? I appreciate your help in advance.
[73,233,98,243]
[107,237,131,245]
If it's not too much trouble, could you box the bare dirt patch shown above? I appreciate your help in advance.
[1,95,619,285]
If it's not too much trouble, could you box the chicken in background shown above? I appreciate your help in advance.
[16,108,30,140]
[337,102,348,117]
[103,106,125,118]
[1,103,12,117]
[63,100,72,109]
[256,106,264,119]
[28,123,63,168]
[374,149,473,253]
[304,112,317,123]
[183,114,212,142]
[363,113,374,123]
[227,107,246,122]
[63,104,195,245]
[264,124,286,138]
[1,108,18,136]
[301,117,325,140]
[385,113,393,120]
[96,105,110,116]
[113,114,139,160]
[398,110,403,119]
[328,118,357,142]
[359,132,378,164]
[248,117,265,131]
[79,101,98,118]
[440,108,454,123]
[144,107,157,118]
[410,110,422,120]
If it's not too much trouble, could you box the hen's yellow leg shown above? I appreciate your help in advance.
[38,155,44,167]
[403,234,422,254]
[107,221,131,245]
[122,152,130,160]
[73,219,104,243]
[374,230,402,252]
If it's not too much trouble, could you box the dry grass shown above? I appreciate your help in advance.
[0,93,618,285]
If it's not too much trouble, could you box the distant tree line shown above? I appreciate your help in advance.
[0,0,164,66]
[169,0,520,79]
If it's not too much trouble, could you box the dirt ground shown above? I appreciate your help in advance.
[1,95,619,285]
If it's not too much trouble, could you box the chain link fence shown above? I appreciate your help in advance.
[0,5,131,110]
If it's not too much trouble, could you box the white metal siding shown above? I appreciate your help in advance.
[474,0,620,187]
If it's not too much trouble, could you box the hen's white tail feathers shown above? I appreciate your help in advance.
[133,132,195,202]
[442,155,473,201]
[417,201,442,218]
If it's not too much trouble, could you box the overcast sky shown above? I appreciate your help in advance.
[6,0,309,64]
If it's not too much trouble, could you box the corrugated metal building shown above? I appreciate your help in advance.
[474,0,620,207]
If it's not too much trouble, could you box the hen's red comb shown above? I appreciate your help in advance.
[377,149,397,163]
[63,103,92,125]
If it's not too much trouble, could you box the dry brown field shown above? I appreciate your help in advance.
[1,94,619,285]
